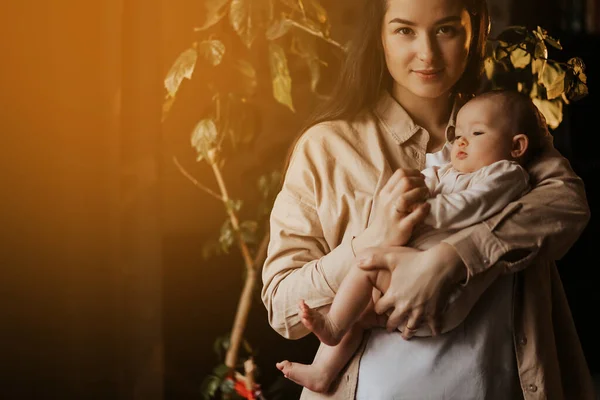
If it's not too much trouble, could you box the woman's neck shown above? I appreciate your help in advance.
[391,85,453,148]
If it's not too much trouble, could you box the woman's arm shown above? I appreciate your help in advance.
[262,125,430,339]
[441,138,590,281]
[358,137,590,336]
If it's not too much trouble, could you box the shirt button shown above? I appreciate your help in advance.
[527,384,538,392]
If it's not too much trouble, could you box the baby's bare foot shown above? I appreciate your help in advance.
[276,360,332,393]
[298,300,341,346]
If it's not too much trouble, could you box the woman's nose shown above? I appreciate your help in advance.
[416,34,437,64]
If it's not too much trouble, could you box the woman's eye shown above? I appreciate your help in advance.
[437,26,456,35]
[395,27,414,35]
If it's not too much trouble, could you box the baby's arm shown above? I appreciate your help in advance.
[425,161,530,230]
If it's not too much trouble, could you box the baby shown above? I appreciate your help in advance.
[276,90,547,393]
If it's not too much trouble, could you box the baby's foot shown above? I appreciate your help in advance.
[298,300,341,346]
[276,360,332,393]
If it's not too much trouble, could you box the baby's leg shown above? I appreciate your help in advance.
[300,266,380,346]
[276,323,364,393]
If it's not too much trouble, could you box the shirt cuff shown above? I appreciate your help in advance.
[441,224,507,284]
[318,239,356,293]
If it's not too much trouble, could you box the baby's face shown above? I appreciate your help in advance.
[451,97,515,173]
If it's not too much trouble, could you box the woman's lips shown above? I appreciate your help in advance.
[413,68,443,80]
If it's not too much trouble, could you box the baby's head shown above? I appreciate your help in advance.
[451,90,546,173]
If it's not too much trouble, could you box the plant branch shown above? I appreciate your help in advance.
[208,152,258,368]
[173,157,224,201]
[286,19,343,50]
[253,229,270,270]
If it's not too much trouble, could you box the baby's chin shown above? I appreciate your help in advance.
[451,159,478,173]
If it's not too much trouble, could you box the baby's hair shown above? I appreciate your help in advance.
[472,90,548,165]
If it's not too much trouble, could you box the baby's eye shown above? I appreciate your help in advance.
[452,135,461,143]
[395,27,414,35]
[473,131,484,136]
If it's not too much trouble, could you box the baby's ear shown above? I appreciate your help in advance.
[511,134,529,159]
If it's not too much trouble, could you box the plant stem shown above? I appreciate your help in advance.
[286,19,343,50]
[208,152,257,368]
[173,157,224,201]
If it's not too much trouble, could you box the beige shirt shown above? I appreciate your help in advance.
[261,92,595,399]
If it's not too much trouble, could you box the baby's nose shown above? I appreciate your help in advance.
[457,137,468,147]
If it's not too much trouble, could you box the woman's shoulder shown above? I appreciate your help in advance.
[294,115,375,158]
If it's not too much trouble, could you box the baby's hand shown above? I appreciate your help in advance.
[357,299,387,329]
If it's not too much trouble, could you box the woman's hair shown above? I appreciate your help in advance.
[302,0,490,130]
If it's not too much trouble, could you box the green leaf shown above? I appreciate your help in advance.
[213,364,231,379]
[495,26,528,44]
[199,40,226,66]
[164,46,198,97]
[226,199,243,213]
[494,45,510,61]
[214,335,231,360]
[196,0,230,31]
[532,98,563,129]
[530,82,541,99]
[161,95,176,123]
[234,60,258,96]
[230,0,273,49]
[540,27,562,50]
[567,57,585,76]
[191,119,219,162]
[200,375,221,400]
[533,41,548,60]
[220,378,236,394]
[266,17,292,40]
[269,42,295,112]
[484,58,495,80]
[532,58,546,77]
[540,62,566,100]
[510,47,531,69]
[219,220,235,253]
[240,220,259,244]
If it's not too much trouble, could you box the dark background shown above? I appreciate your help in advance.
[1,0,598,399]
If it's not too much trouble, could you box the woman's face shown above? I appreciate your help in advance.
[381,0,473,101]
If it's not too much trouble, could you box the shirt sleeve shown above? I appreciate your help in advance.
[424,161,530,230]
[441,137,591,281]
[261,128,357,340]
[421,165,442,195]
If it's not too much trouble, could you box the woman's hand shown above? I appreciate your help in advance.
[353,169,430,252]
[356,243,467,339]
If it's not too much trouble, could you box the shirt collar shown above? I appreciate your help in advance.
[373,90,461,145]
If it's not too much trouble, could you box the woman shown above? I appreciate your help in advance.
[261,0,595,398]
